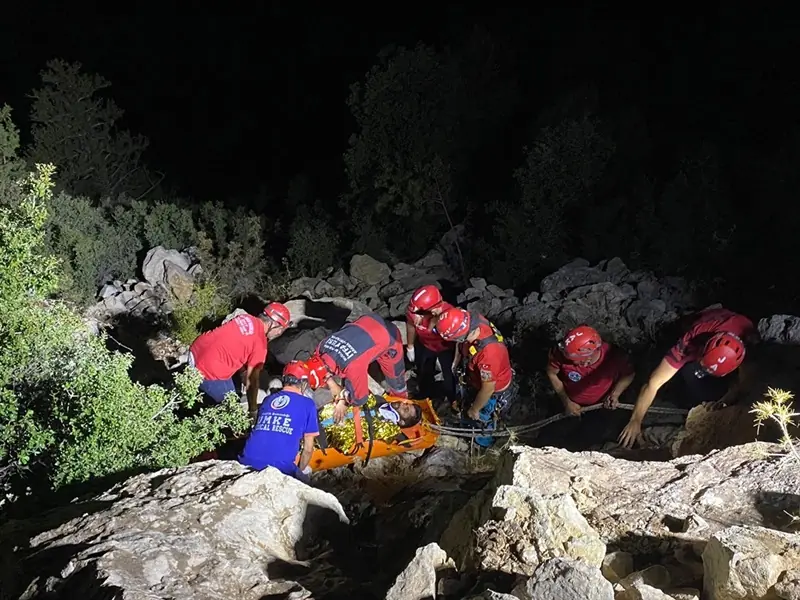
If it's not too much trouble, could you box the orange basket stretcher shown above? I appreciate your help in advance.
[305,396,441,472]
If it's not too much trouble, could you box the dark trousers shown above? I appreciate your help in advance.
[199,377,236,404]
[415,340,456,401]
[678,360,736,407]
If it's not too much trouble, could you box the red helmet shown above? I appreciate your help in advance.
[560,326,602,362]
[264,302,291,328]
[435,307,472,341]
[700,332,745,377]
[305,354,331,389]
[408,285,443,314]
[282,360,309,383]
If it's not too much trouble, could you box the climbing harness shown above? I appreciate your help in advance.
[453,314,511,415]
[466,313,505,356]
[425,402,689,439]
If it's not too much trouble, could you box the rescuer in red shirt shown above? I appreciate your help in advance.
[435,306,517,447]
[547,325,636,415]
[536,326,636,450]
[619,306,757,449]
[189,302,291,415]
[405,285,457,402]
[312,313,408,423]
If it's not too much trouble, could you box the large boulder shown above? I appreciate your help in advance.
[141,246,196,300]
[703,525,800,600]
[2,461,348,599]
[385,542,454,600]
[440,442,800,579]
[514,257,696,347]
[349,254,391,286]
[512,556,614,600]
[440,469,606,577]
[758,314,800,345]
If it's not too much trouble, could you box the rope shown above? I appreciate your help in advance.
[426,402,689,439]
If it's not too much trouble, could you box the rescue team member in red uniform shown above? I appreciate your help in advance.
[435,307,517,447]
[189,302,291,415]
[537,326,635,451]
[312,313,408,423]
[547,325,635,416]
[619,306,756,449]
[405,285,457,402]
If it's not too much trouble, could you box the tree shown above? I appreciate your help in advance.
[632,142,731,276]
[487,114,616,287]
[0,115,248,492]
[286,200,341,277]
[0,105,27,197]
[26,59,161,203]
[343,33,518,260]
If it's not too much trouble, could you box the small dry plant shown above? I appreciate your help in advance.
[750,387,800,462]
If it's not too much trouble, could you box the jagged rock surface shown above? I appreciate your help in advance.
[703,525,800,600]
[385,542,455,600]
[287,254,699,349]
[512,556,614,600]
[1,461,348,600]
[5,442,800,599]
[438,441,800,591]
[87,245,200,322]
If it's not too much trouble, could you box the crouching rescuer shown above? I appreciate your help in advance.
[238,360,318,483]
[619,306,756,449]
[539,325,635,450]
[435,307,518,447]
[313,313,408,424]
[188,302,291,416]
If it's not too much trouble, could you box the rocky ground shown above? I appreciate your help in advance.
[9,247,796,599]
[2,442,800,599]
[87,244,800,454]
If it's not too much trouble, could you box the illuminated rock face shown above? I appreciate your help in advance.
[3,461,348,600]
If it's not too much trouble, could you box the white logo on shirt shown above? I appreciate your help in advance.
[255,412,294,435]
[234,315,255,336]
[567,371,582,382]
[270,394,291,410]
[323,335,358,361]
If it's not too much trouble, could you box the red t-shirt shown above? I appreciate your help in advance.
[461,323,513,391]
[190,314,267,381]
[548,343,634,406]
[406,302,455,353]
[665,308,755,369]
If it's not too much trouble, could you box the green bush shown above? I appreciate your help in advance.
[286,204,341,276]
[20,60,276,308]
[42,191,142,304]
[170,279,230,345]
[0,163,249,490]
[38,191,276,307]
[486,115,616,287]
[197,203,270,300]
[0,105,26,197]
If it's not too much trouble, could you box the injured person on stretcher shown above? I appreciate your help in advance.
[316,395,423,452]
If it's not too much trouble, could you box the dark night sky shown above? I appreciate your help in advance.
[1,4,465,201]
[1,3,798,204]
